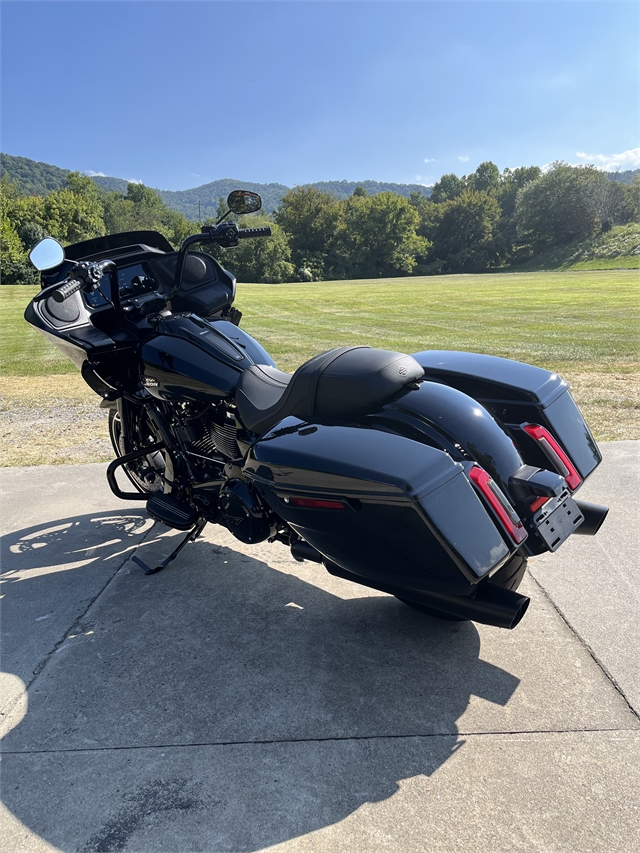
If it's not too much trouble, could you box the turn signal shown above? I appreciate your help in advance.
[469,466,528,545]
[522,424,582,491]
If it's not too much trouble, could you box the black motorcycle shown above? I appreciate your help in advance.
[25,190,608,630]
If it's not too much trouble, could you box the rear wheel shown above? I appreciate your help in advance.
[108,407,167,495]
[396,552,527,621]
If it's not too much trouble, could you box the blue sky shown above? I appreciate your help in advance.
[1,1,638,190]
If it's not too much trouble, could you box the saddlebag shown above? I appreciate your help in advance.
[413,350,601,482]
[244,417,515,596]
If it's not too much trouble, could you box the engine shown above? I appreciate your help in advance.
[218,479,276,543]
[175,404,276,542]
[178,404,241,461]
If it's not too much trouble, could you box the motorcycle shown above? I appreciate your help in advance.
[25,190,608,630]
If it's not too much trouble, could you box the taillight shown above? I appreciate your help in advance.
[522,424,582,491]
[287,497,345,509]
[469,466,527,544]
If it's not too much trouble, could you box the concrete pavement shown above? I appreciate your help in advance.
[0,444,638,852]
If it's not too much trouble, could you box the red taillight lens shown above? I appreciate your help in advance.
[469,466,527,544]
[289,497,345,509]
[522,424,582,491]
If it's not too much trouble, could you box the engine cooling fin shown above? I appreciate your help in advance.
[209,418,241,459]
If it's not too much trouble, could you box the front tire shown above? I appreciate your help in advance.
[108,407,166,495]
[397,552,528,621]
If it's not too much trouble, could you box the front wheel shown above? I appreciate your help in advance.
[108,407,167,495]
[396,552,528,621]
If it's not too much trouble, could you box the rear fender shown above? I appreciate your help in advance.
[376,380,524,498]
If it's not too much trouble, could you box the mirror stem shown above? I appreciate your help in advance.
[171,233,206,299]
[215,207,231,226]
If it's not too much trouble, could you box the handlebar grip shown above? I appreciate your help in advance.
[51,278,84,303]
[237,227,272,239]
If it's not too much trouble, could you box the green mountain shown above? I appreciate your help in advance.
[91,175,130,193]
[158,179,291,218]
[0,153,431,218]
[3,152,636,223]
[0,153,70,195]
[606,169,640,185]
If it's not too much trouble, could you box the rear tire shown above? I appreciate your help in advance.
[396,552,528,621]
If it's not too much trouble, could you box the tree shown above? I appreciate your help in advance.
[587,178,635,232]
[409,191,443,240]
[428,190,502,273]
[41,189,104,244]
[470,161,500,195]
[1,178,41,282]
[0,216,36,283]
[103,182,192,247]
[17,221,47,252]
[493,166,542,260]
[274,186,342,278]
[430,173,465,204]
[496,166,542,218]
[66,171,103,204]
[622,176,640,224]
[515,162,612,247]
[337,191,428,278]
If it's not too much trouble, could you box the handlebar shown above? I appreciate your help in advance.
[238,227,272,239]
[50,259,116,303]
[51,278,84,303]
[171,223,272,298]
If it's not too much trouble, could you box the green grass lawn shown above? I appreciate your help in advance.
[2,269,638,376]
[566,256,639,271]
[236,269,639,374]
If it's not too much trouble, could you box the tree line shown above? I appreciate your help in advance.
[1,161,638,284]
[1,172,194,284]
[271,162,638,281]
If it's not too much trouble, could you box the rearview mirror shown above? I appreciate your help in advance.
[227,190,262,215]
[29,237,65,271]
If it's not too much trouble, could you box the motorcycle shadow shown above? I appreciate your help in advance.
[1,512,521,851]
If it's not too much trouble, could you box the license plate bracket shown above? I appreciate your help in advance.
[535,494,584,552]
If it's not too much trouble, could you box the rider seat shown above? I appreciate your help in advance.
[235,346,424,435]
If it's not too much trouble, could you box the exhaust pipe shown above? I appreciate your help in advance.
[573,500,609,536]
[323,559,530,630]
[392,582,530,630]
[291,540,324,563]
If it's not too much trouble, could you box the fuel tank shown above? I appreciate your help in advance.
[140,314,275,402]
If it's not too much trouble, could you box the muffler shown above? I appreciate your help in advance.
[387,581,530,630]
[322,559,530,630]
[291,540,324,563]
[572,500,609,536]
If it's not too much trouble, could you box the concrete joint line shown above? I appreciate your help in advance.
[526,568,639,721]
[2,727,638,757]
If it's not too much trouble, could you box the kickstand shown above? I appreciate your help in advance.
[132,519,207,575]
